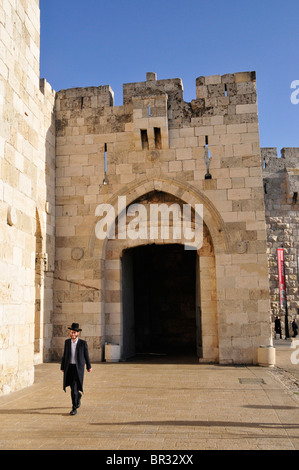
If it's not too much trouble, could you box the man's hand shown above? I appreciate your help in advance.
[87,368,92,372]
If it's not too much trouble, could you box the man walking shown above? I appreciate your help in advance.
[61,322,92,415]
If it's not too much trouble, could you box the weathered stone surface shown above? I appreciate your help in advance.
[1,0,298,397]
[0,0,56,394]
[52,68,271,366]
[262,147,299,333]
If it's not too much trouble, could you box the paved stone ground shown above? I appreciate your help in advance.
[0,342,298,450]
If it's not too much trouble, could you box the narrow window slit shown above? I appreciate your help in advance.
[224,84,227,97]
[204,138,212,180]
[154,127,162,149]
[141,129,149,150]
[81,97,84,109]
[104,143,108,173]
[102,143,109,185]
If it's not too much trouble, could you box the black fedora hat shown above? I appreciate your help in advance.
[68,322,82,332]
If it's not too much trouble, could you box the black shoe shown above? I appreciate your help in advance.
[70,407,77,415]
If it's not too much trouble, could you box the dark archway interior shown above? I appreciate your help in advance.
[123,244,197,358]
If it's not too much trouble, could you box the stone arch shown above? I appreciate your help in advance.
[88,176,230,259]
[90,176,225,362]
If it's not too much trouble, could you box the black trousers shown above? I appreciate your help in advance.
[66,364,81,408]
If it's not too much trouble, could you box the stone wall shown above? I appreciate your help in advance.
[53,71,271,364]
[0,0,55,395]
[1,0,297,397]
[262,147,299,333]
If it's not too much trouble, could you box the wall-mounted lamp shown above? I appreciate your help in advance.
[102,173,109,185]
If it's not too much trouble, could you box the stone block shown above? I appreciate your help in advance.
[236,104,257,115]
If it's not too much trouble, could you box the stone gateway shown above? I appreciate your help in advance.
[0,0,298,395]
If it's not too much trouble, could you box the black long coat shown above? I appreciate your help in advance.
[60,338,92,392]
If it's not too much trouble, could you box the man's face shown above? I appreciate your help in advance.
[70,330,79,341]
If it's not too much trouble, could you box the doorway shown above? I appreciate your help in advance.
[122,244,201,360]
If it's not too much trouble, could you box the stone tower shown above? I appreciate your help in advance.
[262,147,299,329]
[53,71,272,365]
[0,0,55,394]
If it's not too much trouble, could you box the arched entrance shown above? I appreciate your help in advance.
[122,243,200,360]
[91,177,225,363]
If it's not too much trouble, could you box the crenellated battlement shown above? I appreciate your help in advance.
[123,73,184,104]
[55,71,257,112]
[56,85,114,110]
[262,147,299,173]
[194,71,257,117]
[55,71,260,142]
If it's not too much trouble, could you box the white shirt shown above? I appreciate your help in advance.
[70,338,78,364]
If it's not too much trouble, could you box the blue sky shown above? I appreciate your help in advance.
[40,0,298,152]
